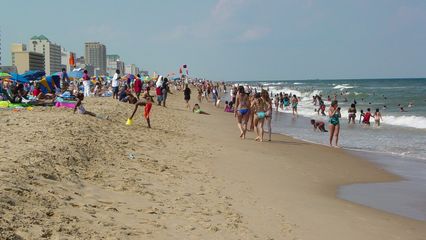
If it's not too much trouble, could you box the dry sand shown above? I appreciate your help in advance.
[0,91,425,239]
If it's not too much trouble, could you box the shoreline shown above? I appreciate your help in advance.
[1,91,425,239]
[192,96,426,239]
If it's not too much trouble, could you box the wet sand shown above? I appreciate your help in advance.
[1,91,425,239]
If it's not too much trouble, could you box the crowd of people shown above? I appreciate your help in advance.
[1,69,395,148]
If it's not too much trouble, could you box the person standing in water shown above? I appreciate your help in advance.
[291,94,298,116]
[234,86,250,139]
[362,108,372,126]
[374,108,383,127]
[348,103,357,124]
[328,100,341,147]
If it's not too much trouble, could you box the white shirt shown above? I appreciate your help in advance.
[112,73,120,87]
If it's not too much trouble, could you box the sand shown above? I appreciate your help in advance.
[1,91,425,239]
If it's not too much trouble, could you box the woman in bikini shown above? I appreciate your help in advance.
[348,103,357,124]
[234,86,250,139]
[262,90,273,141]
[328,100,341,147]
[251,92,270,142]
[291,94,298,116]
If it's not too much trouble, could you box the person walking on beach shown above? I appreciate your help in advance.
[348,103,357,124]
[291,94,299,116]
[133,74,142,99]
[162,78,172,107]
[112,69,121,100]
[374,108,383,127]
[184,84,191,109]
[328,100,341,147]
[82,70,91,97]
[235,86,250,139]
[263,90,273,141]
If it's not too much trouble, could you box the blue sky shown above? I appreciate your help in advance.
[1,0,425,81]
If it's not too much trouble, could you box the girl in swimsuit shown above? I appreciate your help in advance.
[328,100,341,147]
[128,87,153,128]
[234,86,250,139]
[251,92,270,142]
[374,108,383,127]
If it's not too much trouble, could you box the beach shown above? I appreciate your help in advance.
[1,91,426,239]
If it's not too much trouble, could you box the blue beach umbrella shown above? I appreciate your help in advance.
[21,70,46,80]
[9,73,30,83]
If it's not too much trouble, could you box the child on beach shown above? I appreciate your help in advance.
[74,93,97,117]
[374,108,383,127]
[193,104,209,115]
[359,109,365,124]
[362,108,372,126]
[224,101,234,112]
[311,119,328,132]
[127,88,152,128]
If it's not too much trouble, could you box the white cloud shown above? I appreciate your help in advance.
[212,0,248,21]
[238,26,271,42]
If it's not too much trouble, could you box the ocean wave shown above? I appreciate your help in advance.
[333,84,355,90]
[382,115,426,129]
[293,82,305,85]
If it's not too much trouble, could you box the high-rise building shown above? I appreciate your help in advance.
[106,54,125,76]
[11,43,44,74]
[28,35,61,75]
[85,42,106,75]
[125,64,139,75]
[61,47,76,72]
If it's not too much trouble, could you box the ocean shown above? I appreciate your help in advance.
[233,78,426,221]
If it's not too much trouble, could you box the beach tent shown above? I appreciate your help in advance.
[39,75,60,93]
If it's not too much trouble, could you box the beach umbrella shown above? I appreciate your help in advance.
[9,73,30,83]
[0,72,11,79]
[21,70,46,80]
[143,76,151,82]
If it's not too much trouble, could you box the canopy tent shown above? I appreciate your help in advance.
[39,75,60,94]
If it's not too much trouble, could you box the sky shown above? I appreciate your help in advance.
[1,0,426,81]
